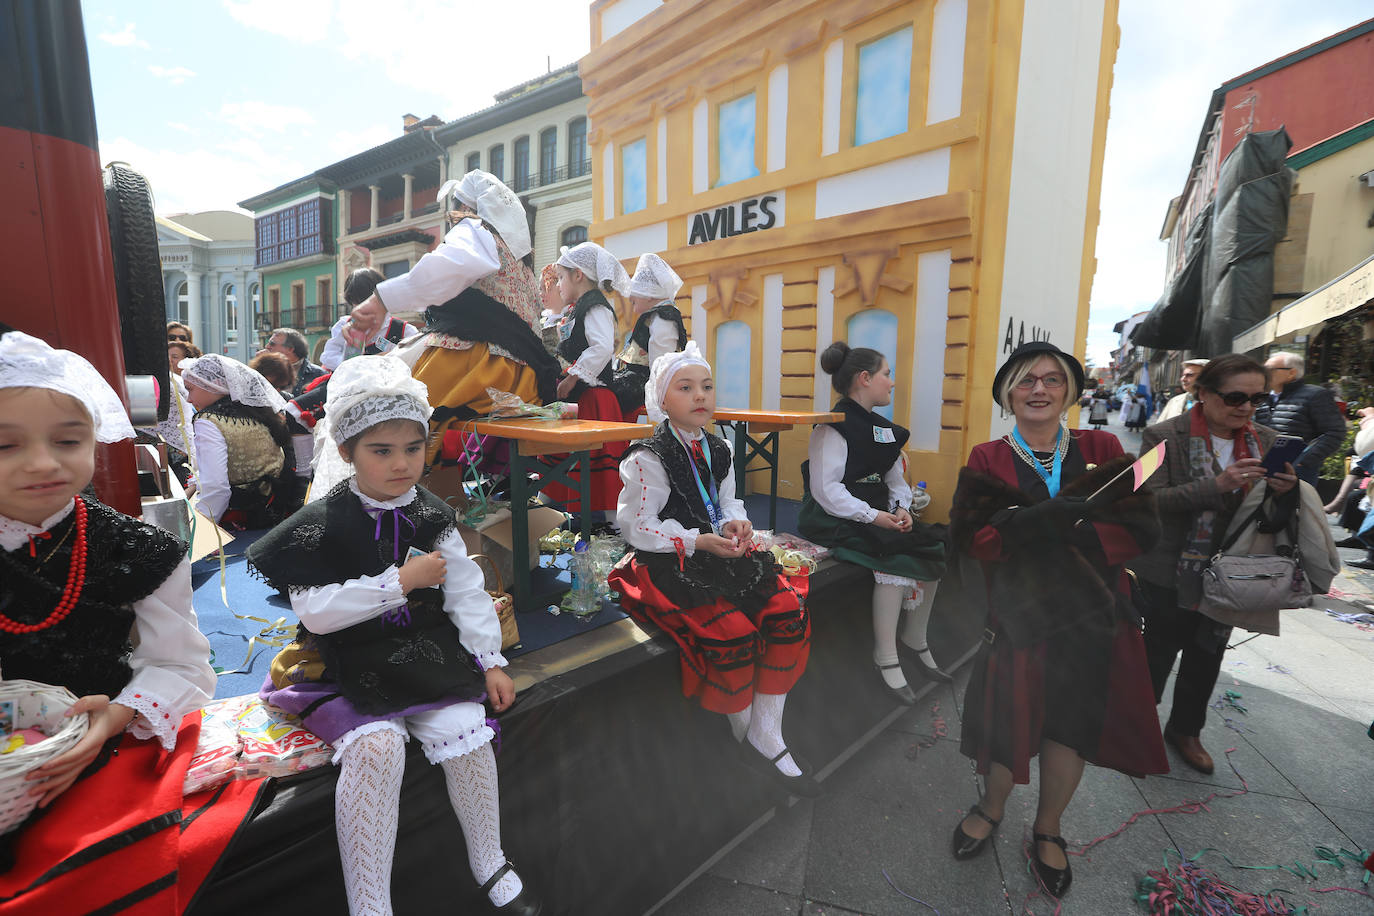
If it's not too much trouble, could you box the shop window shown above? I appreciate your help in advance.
[846,308,899,419]
[717,93,759,187]
[561,225,588,247]
[855,27,913,146]
[466,151,480,172]
[489,145,505,181]
[714,320,752,408]
[621,138,647,214]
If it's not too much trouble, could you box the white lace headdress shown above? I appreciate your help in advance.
[181,354,287,413]
[645,340,711,424]
[435,170,532,260]
[0,331,134,442]
[557,242,632,297]
[629,253,683,301]
[324,354,432,445]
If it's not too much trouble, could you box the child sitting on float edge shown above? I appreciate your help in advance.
[607,343,821,796]
[246,354,540,916]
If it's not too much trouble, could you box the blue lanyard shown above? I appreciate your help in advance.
[671,426,723,532]
[1011,425,1064,497]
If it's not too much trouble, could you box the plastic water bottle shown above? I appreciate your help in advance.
[912,480,931,516]
[563,540,600,618]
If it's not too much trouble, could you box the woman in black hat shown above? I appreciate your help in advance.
[944,342,1167,898]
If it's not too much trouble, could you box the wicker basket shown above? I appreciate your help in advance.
[0,680,90,834]
[471,554,520,651]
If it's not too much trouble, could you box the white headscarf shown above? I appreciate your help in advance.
[436,170,532,261]
[324,354,432,445]
[181,354,287,413]
[0,331,134,442]
[558,242,632,297]
[645,340,711,424]
[629,253,683,301]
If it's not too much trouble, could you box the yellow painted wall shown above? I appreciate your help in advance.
[582,0,1119,522]
[1294,137,1374,294]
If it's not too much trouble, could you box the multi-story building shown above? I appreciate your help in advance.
[156,210,258,360]
[581,0,1120,516]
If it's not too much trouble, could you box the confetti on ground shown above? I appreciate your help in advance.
[1265,663,1292,676]
[1137,851,1301,915]
[1324,607,1374,630]
[881,868,940,913]
[904,702,948,761]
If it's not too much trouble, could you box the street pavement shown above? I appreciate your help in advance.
[649,409,1373,915]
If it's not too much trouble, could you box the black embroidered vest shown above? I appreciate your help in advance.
[557,289,617,385]
[0,496,185,698]
[625,423,732,532]
[247,482,482,714]
[803,398,911,512]
[626,305,686,364]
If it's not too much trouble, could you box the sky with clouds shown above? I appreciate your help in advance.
[82,1,1372,365]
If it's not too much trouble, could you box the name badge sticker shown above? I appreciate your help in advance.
[873,426,896,444]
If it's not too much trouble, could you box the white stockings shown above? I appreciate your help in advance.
[440,743,523,907]
[872,582,908,689]
[336,728,406,916]
[746,691,801,777]
[900,579,941,668]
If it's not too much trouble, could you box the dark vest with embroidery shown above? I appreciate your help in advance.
[813,398,910,511]
[626,305,686,365]
[0,496,185,698]
[625,423,732,532]
[246,482,483,715]
[557,289,617,386]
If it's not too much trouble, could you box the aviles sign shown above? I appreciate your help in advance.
[687,191,785,246]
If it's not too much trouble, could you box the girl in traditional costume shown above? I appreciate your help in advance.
[181,353,299,528]
[607,344,820,797]
[946,341,1167,898]
[247,355,540,916]
[609,252,687,417]
[0,330,233,912]
[550,241,633,512]
[798,342,948,705]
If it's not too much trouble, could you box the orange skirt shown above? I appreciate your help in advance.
[413,343,541,463]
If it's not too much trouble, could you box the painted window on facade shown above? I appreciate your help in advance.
[513,137,530,191]
[176,282,189,324]
[855,27,913,146]
[847,308,899,419]
[717,93,759,187]
[224,285,238,340]
[316,278,332,327]
[714,320,752,408]
[540,128,558,185]
[568,117,588,177]
[622,138,647,214]
[466,151,480,172]
[560,225,588,247]
[254,197,333,268]
[489,145,505,182]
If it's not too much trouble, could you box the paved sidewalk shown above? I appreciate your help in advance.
[652,417,1374,915]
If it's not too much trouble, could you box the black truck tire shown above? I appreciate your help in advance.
[104,163,170,420]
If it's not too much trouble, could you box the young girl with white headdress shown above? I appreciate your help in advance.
[247,354,540,916]
[607,344,821,797]
[180,353,299,527]
[551,241,633,511]
[609,252,688,417]
[0,330,222,908]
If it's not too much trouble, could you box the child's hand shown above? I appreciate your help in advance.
[873,511,907,531]
[485,667,516,713]
[720,520,753,544]
[556,374,577,400]
[27,696,135,808]
[695,533,747,558]
[399,551,446,593]
[892,507,913,530]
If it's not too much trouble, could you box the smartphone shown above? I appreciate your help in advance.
[1260,435,1304,477]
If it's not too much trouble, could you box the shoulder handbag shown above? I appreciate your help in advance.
[1199,507,1311,621]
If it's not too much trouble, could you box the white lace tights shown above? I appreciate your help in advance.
[440,743,523,906]
[746,692,801,777]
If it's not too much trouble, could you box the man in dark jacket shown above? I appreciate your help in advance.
[1255,352,1346,486]
[266,327,327,398]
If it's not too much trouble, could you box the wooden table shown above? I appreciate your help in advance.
[712,408,843,529]
[464,417,654,608]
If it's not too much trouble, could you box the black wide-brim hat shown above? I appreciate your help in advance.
[992,341,1086,409]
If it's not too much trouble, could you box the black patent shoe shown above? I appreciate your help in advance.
[876,661,917,705]
[951,803,1000,860]
[482,861,543,915]
[1031,833,1072,897]
[899,643,954,683]
[738,740,824,797]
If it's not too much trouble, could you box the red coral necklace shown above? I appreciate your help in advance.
[0,499,88,634]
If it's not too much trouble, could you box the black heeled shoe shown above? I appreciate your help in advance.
[876,661,917,705]
[1031,833,1072,897]
[481,861,543,915]
[737,740,824,797]
[899,643,953,683]
[951,803,999,860]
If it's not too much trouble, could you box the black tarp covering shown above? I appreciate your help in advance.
[1132,127,1293,355]
[190,560,985,916]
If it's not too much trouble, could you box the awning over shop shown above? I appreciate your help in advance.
[1233,251,1374,352]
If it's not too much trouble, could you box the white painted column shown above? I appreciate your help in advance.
[368,185,380,230]
[402,173,414,221]
[236,270,251,360]
[910,251,951,450]
[814,266,835,412]
[186,271,202,343]
[762,274,782,409]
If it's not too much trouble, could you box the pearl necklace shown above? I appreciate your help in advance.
[1006,423,1070,472]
